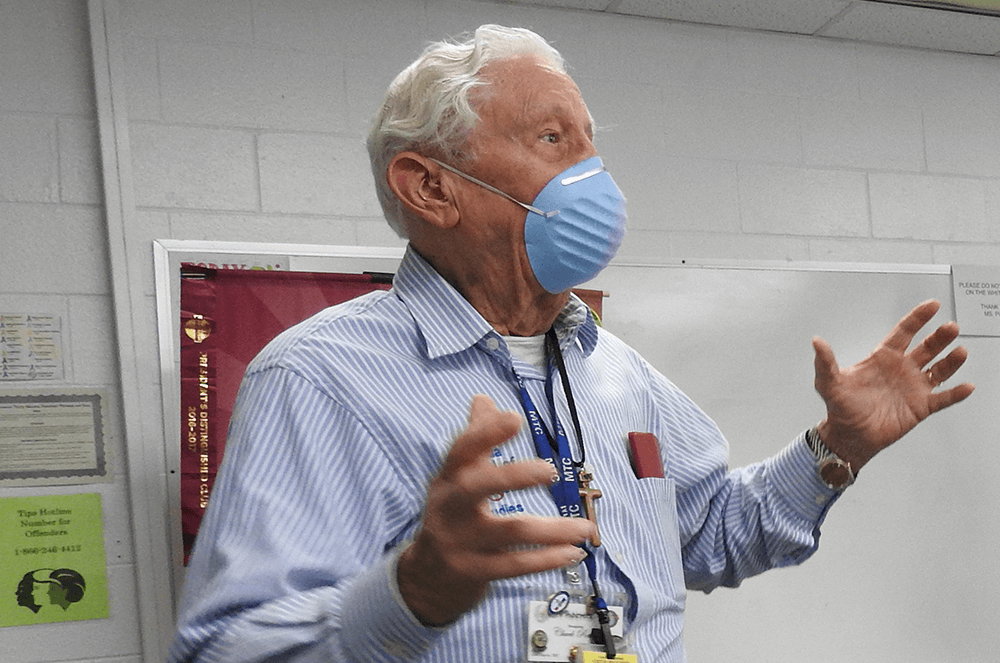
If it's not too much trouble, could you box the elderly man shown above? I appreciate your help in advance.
[169,25,973,663]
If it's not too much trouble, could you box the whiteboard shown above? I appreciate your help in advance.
[588,262,997,663]
[154,243,997,662]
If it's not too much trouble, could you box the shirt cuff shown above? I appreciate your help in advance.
[767,432,842,524]
[340,546,446,661]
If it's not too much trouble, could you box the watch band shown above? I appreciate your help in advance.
[805,427,856,490]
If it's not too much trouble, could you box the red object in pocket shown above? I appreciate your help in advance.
[628,432,665,479]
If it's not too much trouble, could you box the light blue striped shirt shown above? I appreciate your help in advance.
[169,246,839,663]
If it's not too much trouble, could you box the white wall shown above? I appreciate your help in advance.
[4,0,999,661]
[0,1,142,662]
[116,0,1000,273]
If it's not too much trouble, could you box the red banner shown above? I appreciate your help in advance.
[179,268,391,563]
[178,269,603,563]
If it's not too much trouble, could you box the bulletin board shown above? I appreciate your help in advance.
[153,240,405,597]
[176,267,392,563]
[154,241,996,663]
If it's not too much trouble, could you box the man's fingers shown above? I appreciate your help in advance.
[453,544,589,583]
[476,513,596,551]
[430,458,556,526]
[432,395,560,521]
[462,393,523,449]
[453,458,556,500]
[925,345,970,386]
[908,320,961,369]
[442,516,594,579]
[439,394,523,476]
[881,299,941,352]
[926,345,975,413]
[929,381,976,414]
[812,336,840,392]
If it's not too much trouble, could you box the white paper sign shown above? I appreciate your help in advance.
[0,314,64,381]
[0,389,110,486]
[952,265,1000,337]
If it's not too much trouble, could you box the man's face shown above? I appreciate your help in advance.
[453,55,599,256]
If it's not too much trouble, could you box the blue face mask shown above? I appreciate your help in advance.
[430,156,627,294]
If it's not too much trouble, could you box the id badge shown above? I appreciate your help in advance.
[525,598,629,662]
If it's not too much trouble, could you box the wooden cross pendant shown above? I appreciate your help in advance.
[577,468,603,547]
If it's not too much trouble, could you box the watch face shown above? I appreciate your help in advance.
[820,458,853,488]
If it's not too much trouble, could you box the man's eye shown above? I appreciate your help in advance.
[542,132,559,144]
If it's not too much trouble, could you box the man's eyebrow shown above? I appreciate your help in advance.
[517,99,592,134]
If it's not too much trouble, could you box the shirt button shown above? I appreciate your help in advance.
[815,494,828,506]
[485,337,500,351]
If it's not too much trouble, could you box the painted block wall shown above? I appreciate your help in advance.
[0,1,142,662]
[3,0,999,661]
[118,0,1000,279]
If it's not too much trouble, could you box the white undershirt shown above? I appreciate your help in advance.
[503,334,547,370]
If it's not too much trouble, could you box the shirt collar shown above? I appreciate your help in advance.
[554,293,599,357]
[393,244,600,360]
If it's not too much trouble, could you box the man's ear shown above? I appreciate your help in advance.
[386,152,460,229]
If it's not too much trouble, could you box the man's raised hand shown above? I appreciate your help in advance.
[812,299,975,470]
[397,395,595,626]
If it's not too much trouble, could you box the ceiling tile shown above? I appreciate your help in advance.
[614,0,853,34]
[507,0,1000,54]
[818,2,1000,54]
[501,0,614,10]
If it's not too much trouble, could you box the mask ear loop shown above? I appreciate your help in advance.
[427,157,558,219]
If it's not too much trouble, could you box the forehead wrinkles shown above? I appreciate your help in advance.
[477,66,589,138]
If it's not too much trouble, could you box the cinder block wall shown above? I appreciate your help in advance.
[121,0,1000,275]
[0,1,142,662]
[2,0,998,662]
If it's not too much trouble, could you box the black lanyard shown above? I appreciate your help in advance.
[545,328,587,467]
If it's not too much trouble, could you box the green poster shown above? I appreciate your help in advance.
[0,493,109,626]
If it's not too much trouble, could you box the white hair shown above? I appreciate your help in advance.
[366,24,566,238]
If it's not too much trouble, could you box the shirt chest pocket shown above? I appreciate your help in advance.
[617,476,686,605]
